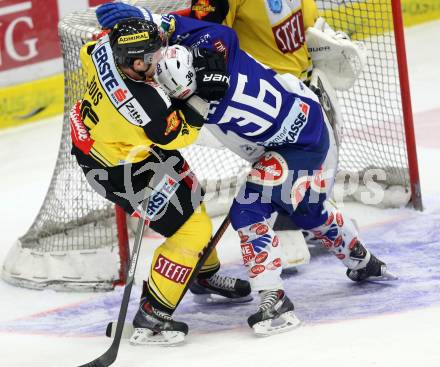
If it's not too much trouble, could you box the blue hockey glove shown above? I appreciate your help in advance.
[96,3,145,29]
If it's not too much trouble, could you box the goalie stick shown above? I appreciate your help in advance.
[78,207,231,366]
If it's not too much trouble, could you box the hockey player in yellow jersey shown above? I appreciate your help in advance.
[189,0,318,80]
[70,18,251,346]
[188,0,365,85]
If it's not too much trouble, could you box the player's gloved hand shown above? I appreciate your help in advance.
[192,48,229,101]
[160,14,176,40]
[96,3,145,29]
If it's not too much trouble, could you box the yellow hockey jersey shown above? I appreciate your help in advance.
[73,35,202,167]
[190,0,318,80]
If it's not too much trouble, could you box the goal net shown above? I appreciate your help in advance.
[2,0,420,291]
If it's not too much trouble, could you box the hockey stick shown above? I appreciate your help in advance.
[177,214,231,305]
[77,189,152,367]
[105,215,231,339]
[79,211,231,366]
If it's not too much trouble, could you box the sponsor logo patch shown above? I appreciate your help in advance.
[113,88,128,103]
[291,175,311,210]
[248,151,288,186]
[291,166,327,210]
[153,254,192,284]
[267,258,282,270]
[165,46,177,59]
[272,10,305,54]
[70,102,94,154]
[311,165,326,193]
[316,235,333,249]
[273,257,282,267]
[122,101,147,126]
[250,264,265,277]
[336,212,344,227]
[118,32,149,44]
[143,175,180,219]
[267,0,282,13]
[238,230,249,244]
[177,89,192,99]
[93,43,119,94]
[192,0,216,19]
[325,212,335,226]
[250,223,269,236]
[213,39,228,58]
[241,243,256,265]
[255,251,269,264]
[334,236,343,247]
[165,111,181,136]
[349,238,358,250]
[266,99,310,147]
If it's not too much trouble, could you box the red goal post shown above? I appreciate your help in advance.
[391,0,421,210]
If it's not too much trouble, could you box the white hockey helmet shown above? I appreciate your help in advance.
[154,45,197,99]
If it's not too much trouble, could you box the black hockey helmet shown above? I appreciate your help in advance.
[109,18,162,67]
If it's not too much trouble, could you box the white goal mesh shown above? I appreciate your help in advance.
[2,0,419,291]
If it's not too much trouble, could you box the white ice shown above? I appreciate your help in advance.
[1,20,440,367]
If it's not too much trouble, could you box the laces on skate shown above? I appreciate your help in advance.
[190,273,253,304]
[129,300,188,346]
[247,290,301,337]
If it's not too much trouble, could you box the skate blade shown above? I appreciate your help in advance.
[252,311,301,337]
[368,269,398,282]
[129,328,186,346]
[281,266,299,276]
[192,293,253,305]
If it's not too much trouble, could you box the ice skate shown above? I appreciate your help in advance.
[129,299,188,346]
[190,273,253,304]
[346,241,398,282]
[247,290,301,337]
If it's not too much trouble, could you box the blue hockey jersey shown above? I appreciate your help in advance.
[169,15,325,158]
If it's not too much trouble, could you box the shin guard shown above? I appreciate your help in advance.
[238,221,283,291]
[308,201,370,270]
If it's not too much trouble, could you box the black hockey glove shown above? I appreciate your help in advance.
[192,47,229,101]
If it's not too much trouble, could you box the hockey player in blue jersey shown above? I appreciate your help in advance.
[96,4,397,337]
